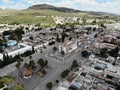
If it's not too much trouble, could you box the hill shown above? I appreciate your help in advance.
[28,4,119,16]
[28,4,80,13]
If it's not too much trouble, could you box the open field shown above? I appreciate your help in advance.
[0,9,82,24]
[0,9,119,24]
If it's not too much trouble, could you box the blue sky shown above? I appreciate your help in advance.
[0,0,120,14]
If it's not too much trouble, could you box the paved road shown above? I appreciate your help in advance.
[0,44,85,90]
[34,46,85,90]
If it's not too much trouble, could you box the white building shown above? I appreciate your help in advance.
[59,38,77,54]
[0,43,32,60]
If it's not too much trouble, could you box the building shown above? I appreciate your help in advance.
[104,64,120,83]
[59,38,77,54]
[94,43,117,50]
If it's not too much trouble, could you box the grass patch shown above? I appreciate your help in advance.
[0,76,15,85]
[10,83,25,90]
[0,15,54,24]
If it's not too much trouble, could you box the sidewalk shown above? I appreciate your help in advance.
[0,62,17,77]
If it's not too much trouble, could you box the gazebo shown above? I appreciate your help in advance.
[22,69,33,79]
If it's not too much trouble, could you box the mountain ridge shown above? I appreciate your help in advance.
[28,4,119,16]
[28,4,80,13]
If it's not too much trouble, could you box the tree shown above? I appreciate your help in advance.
[29,36,33,40]
[0,60,3,68]
[2,53,10,66]
[44,60,48,67]
[108,47,119,58]
[38,58,44,69]
[112,61,116,65]
[82,17,86,25]
[32,46,35,53]
[100,48,108,58]
[53,46,57,51]
[100,23,106,28]
[81,50,88,57]
[24,63,29,69]
[25,27,29,30]
[61,69,70,78]
[92,20,96,25]
[94,34,98,38]
[71,60,79,69]
[15,62,21,78]
[38,58,48,68]
[48,41,55,46]
[61,51,65,56]
[69,37,72,40]
[29,60,36,69]
[61,32,67,42]
[46,82,53,90]
[56,34,60,42]
[29,55,32,61]
[15,62,21,69]
[35,23,41,27]
[14,27,24,41]
[55,80,59,84]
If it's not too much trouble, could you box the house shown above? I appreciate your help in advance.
[104,64,120,83]
[103,35,117,43]
[69,81,83,90]
[94,43,117,50]
[55,80,69,90]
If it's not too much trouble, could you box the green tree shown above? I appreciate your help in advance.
[61,51,65,56]
[24,63,29,69]
[32,46,35,53]
[46,82,53,90]
[100,23,106,28]
[92,20,96,25]
[81,50,88,57]
[44,60,48,67]
[82,17,86,25]
[35,23,41,27]
[61,32,68,42]
[25,27,29,30]
[56,34,60,42]
[61,69,70,78]
[2,53,10,66]
[38,58,44,69]
[108,47,119,58]
[29,55,32,61]
[29,60,36,69]
[15,62,21,69]
[53,46,57,51]
[0,60,3,68]
[71,60,79,69]
[100,48,107,58]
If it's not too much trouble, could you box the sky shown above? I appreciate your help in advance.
[0,0,120,15]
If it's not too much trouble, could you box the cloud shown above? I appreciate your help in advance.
[2,0,10,3]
